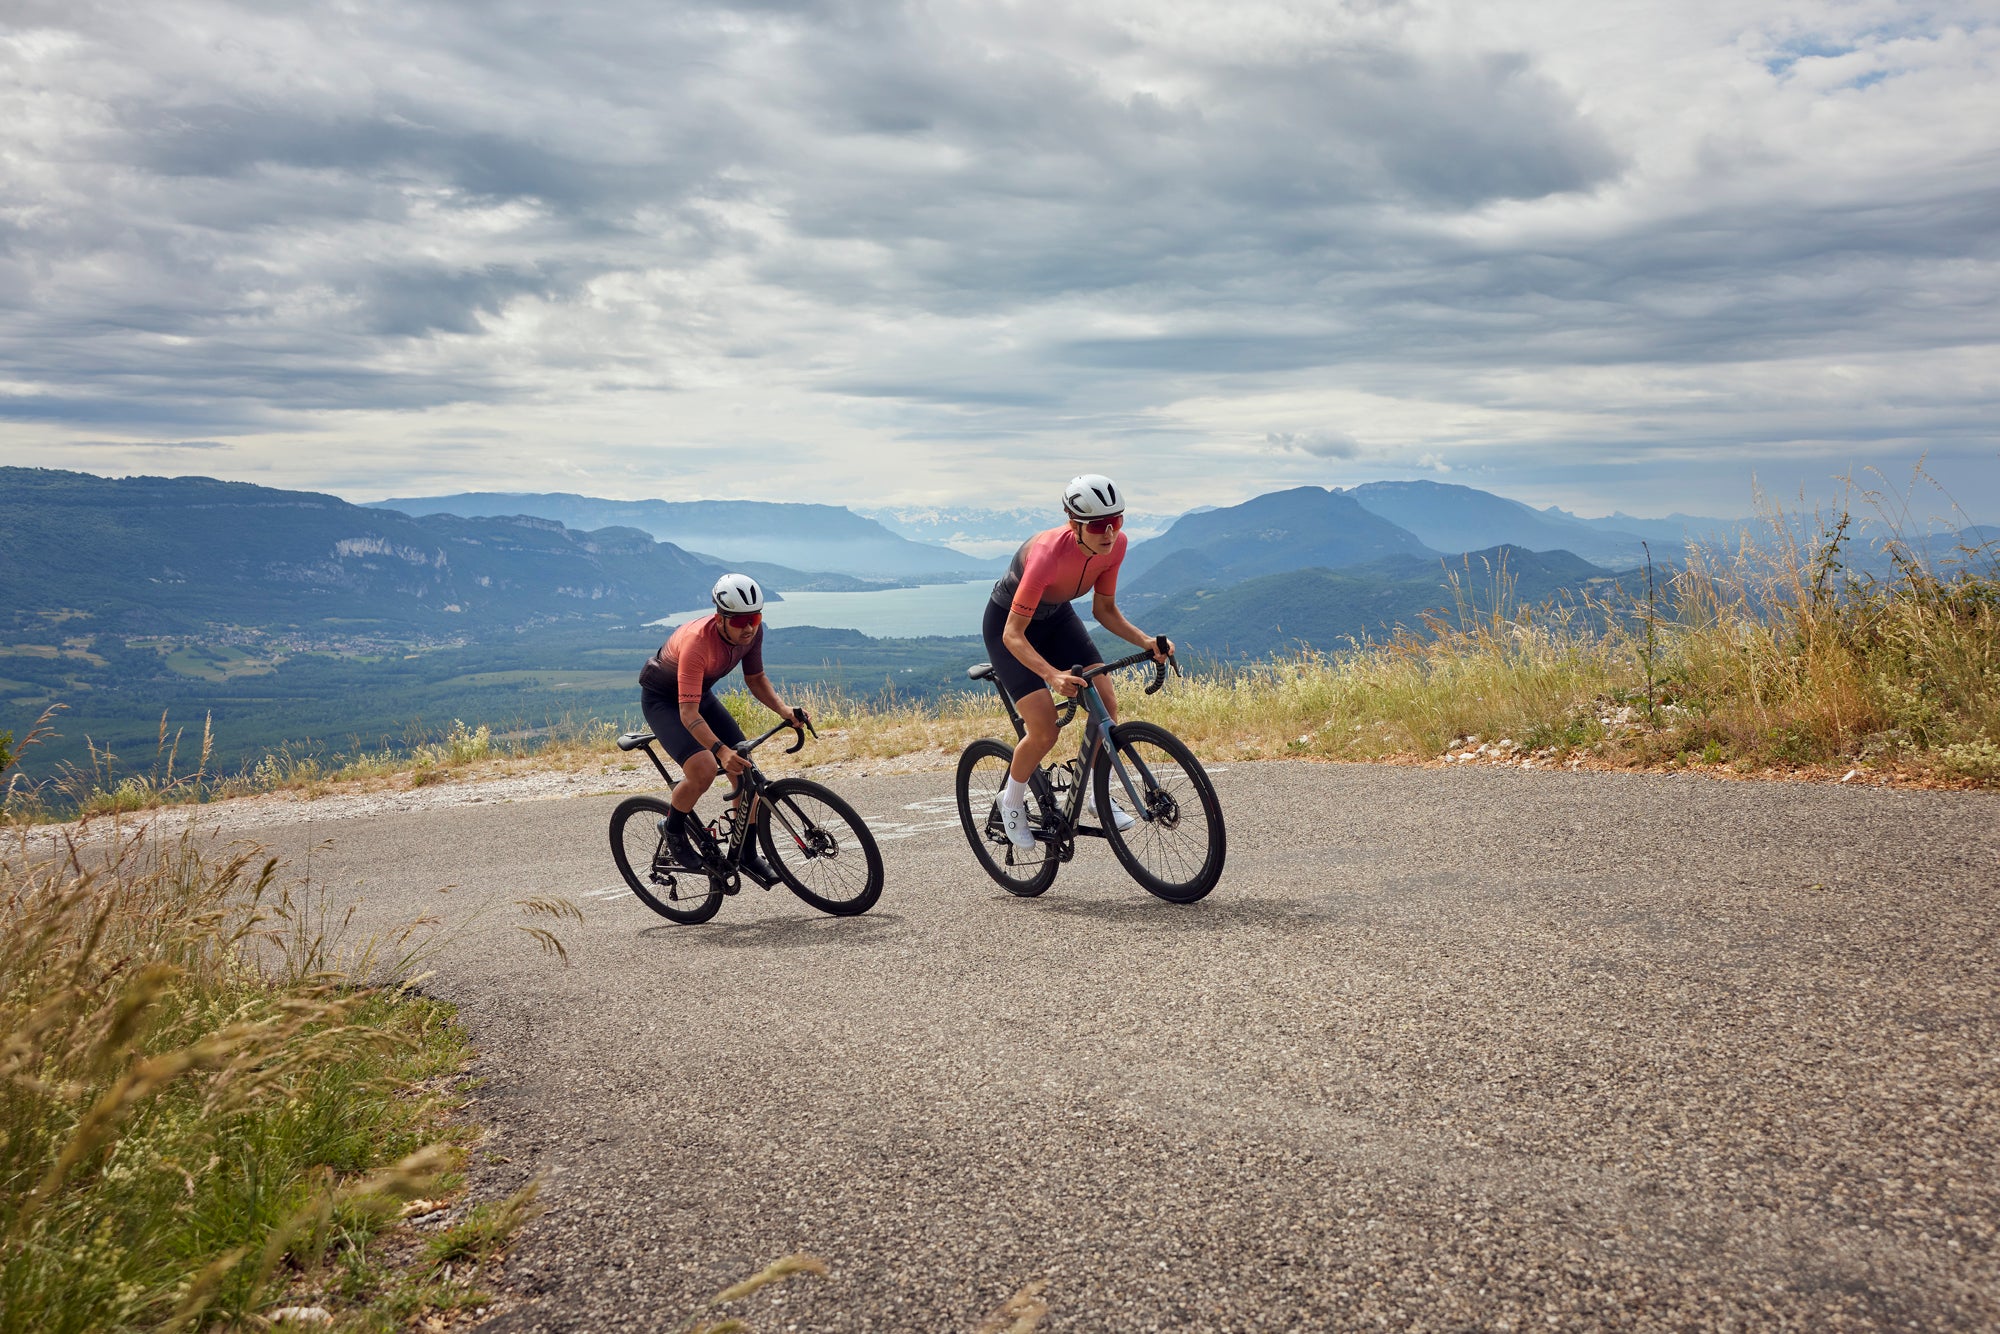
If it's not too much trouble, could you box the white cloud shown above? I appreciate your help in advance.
[1,0,1996,519]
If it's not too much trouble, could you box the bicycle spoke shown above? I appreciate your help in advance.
[955,738,1061,896]
[1098,723,1224,902]
[766,790,874,908]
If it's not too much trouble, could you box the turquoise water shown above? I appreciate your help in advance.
[656,579,999,639]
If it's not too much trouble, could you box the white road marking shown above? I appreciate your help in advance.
[864,817,964,843]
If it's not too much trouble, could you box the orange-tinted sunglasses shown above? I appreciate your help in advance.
[1080,514,1123,535]
[723,612,762,630]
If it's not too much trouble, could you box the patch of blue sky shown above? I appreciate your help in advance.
[1762,15,1957,78]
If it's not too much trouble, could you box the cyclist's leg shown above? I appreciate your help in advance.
[682,692,749,811]
[982,599,1058,781]
[1012,690,1061,780]
[1026,605,1109,753]
[642,689,741,814]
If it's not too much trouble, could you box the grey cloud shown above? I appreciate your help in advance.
[64,438,230,449]
[3,0,1997,519]
[353,263,581,337]
[1266,430,1360,459]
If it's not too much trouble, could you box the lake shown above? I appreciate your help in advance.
[656,579,1001,639]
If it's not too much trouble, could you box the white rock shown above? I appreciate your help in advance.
[1841,769,1862,783]
[269,1309,332,1326]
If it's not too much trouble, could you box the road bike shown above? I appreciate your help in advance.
[608,714,883,925]
[955,637,1226,903]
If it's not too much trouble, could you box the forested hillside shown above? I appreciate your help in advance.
[1,468,727,637]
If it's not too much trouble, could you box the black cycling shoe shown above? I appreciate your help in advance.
[742,844,781,886]
[658,815,702,871]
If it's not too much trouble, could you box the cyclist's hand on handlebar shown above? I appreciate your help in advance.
[1045,670,1087,699]
[786,705,811,731]
[718,746,751,778]
[1149,635,1176,663]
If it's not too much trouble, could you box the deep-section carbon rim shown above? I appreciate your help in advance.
[1095,721,1226,903]
[758,779,883,916]
[609,794,722,924]
[955,738,1060,897]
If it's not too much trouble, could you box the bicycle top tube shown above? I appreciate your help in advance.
[735,715,814,757]
[1076,645,1158,683]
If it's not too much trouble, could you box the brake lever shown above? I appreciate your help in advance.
[1144,635,1174,695]
[785,709,815,754]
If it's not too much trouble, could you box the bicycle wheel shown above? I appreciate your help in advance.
[955,738,1060,897]
[610,795,723,925]
[757,779,884,917]
[1093,721,1226,903]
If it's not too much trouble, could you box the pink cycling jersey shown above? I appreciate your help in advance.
[991,526,1128,621]
[642,615,767,704]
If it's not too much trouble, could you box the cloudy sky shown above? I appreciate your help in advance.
[2,0,1996,520]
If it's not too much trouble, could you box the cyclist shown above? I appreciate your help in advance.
[640,573,807,877]
[983,474,1173,849]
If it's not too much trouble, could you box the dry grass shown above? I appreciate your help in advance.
[0,720,542,1329]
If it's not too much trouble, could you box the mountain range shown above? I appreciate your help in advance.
[1142,546,1630,662]
[858,505,1178,559]
[1120,486,1440,598]
[370,492,991,580]
[1344,480,1663,568]
[1,468,730,638]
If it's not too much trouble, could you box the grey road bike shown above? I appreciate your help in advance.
[955,637,1226,903]
[608,715,883,925]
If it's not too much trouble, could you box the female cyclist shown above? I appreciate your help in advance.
[983,474,1174,849]
[639,573,807,876]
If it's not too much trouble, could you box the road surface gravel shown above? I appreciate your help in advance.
[122,760,2000,1330]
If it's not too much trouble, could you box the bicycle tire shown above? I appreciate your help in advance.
[1093,721,1226,903]
[955,738,1061,897]
[609,795,723,925]
[757,779,884,916]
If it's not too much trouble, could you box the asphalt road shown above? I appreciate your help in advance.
[191,760,1998,1331]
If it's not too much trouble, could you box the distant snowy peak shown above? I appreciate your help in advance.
[857,505,1177,559]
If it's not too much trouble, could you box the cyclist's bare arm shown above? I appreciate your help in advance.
[1091,593,1172,661]
[679,698,749,777]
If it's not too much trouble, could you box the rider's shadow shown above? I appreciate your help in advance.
[642,912,904,950]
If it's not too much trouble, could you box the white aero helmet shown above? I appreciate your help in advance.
[1061,473,1125,520]
[711,572,765,615]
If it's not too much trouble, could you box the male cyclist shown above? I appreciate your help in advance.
[639,573,807,877]
[982,474,1174,849]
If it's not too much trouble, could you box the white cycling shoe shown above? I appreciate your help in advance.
[997,794,1038,849]
[1086,791,1137,831]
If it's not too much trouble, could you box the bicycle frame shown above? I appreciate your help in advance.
[618,716,815,888]
[976,638,1177,843]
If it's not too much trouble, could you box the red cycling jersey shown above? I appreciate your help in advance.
[991,526,1128,621]
[640,615,767,704]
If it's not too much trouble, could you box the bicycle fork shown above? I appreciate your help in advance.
[1078,685,1158,821]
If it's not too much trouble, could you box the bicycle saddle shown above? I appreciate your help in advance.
[615,730,656,751]
[967,663,996,681]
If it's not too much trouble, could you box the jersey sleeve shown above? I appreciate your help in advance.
[1092,532,1128,598]
[677,621,710,704]
[1009,532,1057,619]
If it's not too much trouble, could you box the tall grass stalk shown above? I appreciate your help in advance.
[0,720,501,1329]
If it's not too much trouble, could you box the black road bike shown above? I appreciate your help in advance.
[955,637,1226,903]
[608,715,884,925]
